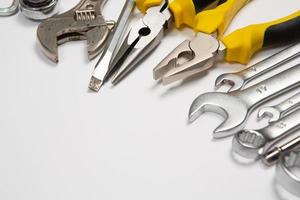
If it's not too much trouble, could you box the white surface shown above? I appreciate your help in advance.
[0,0,300,199]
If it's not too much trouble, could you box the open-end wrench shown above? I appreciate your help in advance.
[232,108,300,162]
[215,43,300,92]
[258,92,300,123]
[189,63,300,138]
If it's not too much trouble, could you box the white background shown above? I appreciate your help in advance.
[0,0,300,199]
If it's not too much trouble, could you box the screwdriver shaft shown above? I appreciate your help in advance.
[89,0,135,92]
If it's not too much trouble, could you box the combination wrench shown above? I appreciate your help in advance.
[215,43,300,92]
[232,108,300,162]
[276,149,300,198]
[189,63,300,138]
[258,92,300,123]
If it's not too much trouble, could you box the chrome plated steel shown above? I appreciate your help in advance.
[189,64,300,138]
[0,0,19,16]
[215,43,300,92]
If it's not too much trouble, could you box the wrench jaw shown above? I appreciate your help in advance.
[215,74,245,93]
[37,18,113,63]
[189,92,249,138]
[37,18,112,63]
[232,129,266,162]
[36,0,113,63]
[86,22,114,60]
[258,107,281,123]
[37,24,59,63]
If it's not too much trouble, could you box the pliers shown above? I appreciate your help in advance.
[154,0,300,85]
[104,0,225,85]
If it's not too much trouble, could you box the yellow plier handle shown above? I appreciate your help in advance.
[135,0,162,13]
[135,0,224,28]
[169,0,223,28]
[194,0,250,37]
[223,11,300,64]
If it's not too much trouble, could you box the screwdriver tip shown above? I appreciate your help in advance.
[89,77,103,92]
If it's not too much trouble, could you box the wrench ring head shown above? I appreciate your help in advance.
[232,129,266,161]
[276,150,300,198]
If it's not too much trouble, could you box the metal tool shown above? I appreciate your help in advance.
[258,92,300,123]
[153,0,250,85]
[108,0,224,85]
[109,0,172,85]
[215,43,300,92]
[232,108,300,162]
[154,9,300,85]
[89,0,135,92]
[189,63,300,138]
[37,0,114,63]
[0,0,19,16]
[264,134,300,166]
[276,149,300,198]
[19,0,59,20]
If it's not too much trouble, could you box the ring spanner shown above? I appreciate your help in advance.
[232,108,300,162]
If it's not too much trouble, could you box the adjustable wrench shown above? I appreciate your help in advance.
[258,92,300,123]
[215,43,300,92]
[37,0,114,63]
[189,63,300,138]
[232,108,300,162]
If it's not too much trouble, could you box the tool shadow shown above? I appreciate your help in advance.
[154,71,210,98]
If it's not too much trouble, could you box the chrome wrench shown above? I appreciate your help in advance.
[276,149,300,198]
[232,108,300,161]
[258,92,300,123]
[0,0,19,16]
[215,43,300,92]
[189,63,300,138]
